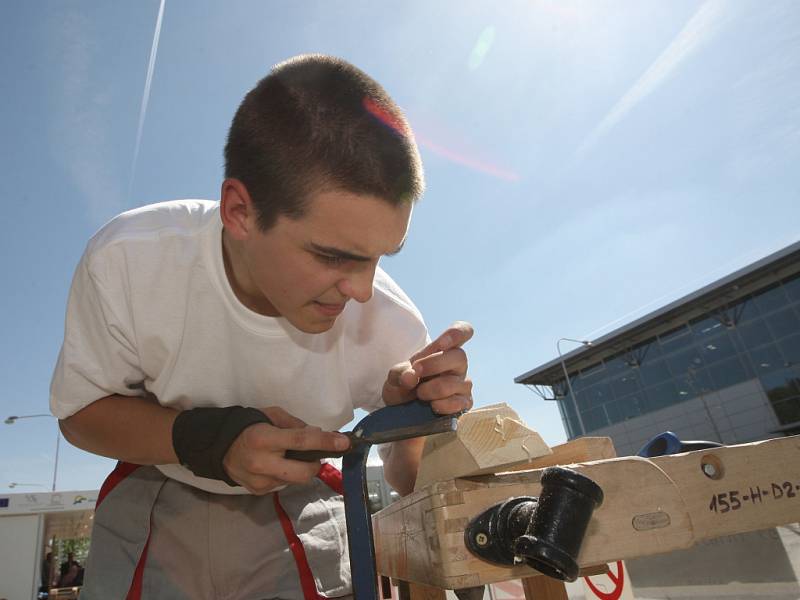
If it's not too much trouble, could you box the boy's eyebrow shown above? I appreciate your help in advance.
[309,239,406,261]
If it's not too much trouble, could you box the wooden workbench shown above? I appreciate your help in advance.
[373,435,800,593]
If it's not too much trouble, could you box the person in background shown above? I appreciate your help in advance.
[40,551,53,591]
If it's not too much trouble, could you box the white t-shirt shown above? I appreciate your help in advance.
[50,199,428,494]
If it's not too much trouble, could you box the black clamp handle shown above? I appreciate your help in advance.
[465,466,603,582]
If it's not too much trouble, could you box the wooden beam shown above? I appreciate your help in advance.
[373,435,800,589]
[407,581,446,600]
[522,576,568,600]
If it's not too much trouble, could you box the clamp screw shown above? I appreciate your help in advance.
[702,463,717,478]
[475,532,489,547]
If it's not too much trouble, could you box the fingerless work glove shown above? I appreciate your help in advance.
[172,406,269,486]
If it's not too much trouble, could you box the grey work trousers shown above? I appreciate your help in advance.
[80,464,351,600]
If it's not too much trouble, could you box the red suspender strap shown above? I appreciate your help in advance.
[274,463,345,600]
[316,462,344,495]
[125,537,151,600]
[95,462,150,600]
[273,493,326,600]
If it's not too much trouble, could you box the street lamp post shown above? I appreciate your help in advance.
[556,337,593,438]
[4,414,60,492]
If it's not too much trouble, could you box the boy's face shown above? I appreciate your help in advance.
[230,188,413,334]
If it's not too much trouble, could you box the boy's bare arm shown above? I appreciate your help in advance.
[381,437,425,496]
[59,394,179,465]
[59,395,350,494]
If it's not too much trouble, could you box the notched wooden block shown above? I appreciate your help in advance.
[414,403,552,490]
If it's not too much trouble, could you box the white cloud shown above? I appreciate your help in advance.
[48,10,126,225]
[576,0,728,159]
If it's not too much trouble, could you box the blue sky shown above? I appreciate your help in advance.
[1,1,798,491]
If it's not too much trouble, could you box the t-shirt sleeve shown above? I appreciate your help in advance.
[50,248,146,419]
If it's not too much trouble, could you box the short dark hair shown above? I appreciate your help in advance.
[224,54,424,230]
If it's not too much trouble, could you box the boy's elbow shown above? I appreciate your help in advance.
[58,403,99,451]
[58,416,79,446]
[385,470,415,497]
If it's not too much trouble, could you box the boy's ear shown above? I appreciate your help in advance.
[220,178,256,240]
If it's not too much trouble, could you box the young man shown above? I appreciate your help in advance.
[50,54,473,600]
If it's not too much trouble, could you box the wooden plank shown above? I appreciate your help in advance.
[374,435,800,589]
[415,404,551,491]
[501,437,616,473]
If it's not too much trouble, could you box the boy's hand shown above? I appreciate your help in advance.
[223,407,350,495]
[382,321,474,415]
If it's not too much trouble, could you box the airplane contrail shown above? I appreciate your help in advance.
[576,0,726,159]
[128,0,166,201]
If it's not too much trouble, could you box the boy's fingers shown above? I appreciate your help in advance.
[274,427,351,453]
[412,321,474,362]
[240,454,320,489]
[385,360,420,390]
[430,394,473,415]
[415,375,473,402]
[268,458,324,484]
[413,347,467,378]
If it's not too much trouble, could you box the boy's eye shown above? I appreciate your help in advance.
[317,254,345,266]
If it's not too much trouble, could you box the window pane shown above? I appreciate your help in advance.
[638,358,672,386]
[736,319,774,348]
[778,333,800,364]
[735,296,760,324]
[581,406,609,432]
[633,339,662,361]
[603,355,629,377]
[700,332,738,365]
[764,307,800,341]
[573,363,605,392]
[760,367,800,402]
[611,371,640,398]
[559,396,581,437]
[753,283,789,315]
[557,400,579,438]
[580,382,615,411]
[605,395,644,423]
[783,274,800,303]
[707,356,750,390]
[570,373,588,393]
[676,367,714,396]
[658,324,693,351]
[748,345,786,374]
[644,380,681,412]
[772,397,800,425]
[665,346,705,375]
[579,362,605,380]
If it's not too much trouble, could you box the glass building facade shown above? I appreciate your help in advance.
[556,273,800,438]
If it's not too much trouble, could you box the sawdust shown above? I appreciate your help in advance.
[493,415,508,441]
[521,435,536,460]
